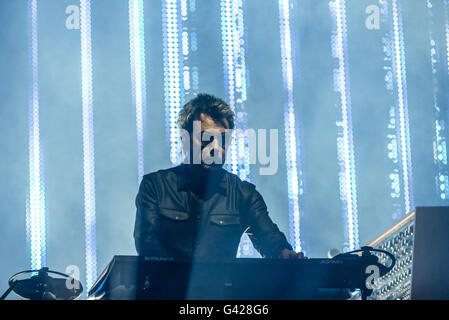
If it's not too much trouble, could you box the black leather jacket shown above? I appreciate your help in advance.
[133,164,292,260]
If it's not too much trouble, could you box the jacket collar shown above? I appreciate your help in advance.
[176,164,228,196]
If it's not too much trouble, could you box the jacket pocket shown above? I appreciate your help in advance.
[209,214,240,226]
[206,214,242,257]
[158,207,189,221]
[157,208,191,251]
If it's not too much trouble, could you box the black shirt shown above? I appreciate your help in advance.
[133,163,293,260]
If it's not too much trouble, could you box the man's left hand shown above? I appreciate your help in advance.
[279,249,307,259]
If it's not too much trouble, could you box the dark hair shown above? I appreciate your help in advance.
[177,93,235,133]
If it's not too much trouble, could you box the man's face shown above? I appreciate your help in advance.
[184,113,231,171]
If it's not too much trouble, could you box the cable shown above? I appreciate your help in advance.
[333,246,396,275]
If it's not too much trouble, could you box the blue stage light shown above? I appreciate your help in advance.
[427,0,449,201]
[220,0,250,181]
[129,0,147,185]
[329,0,359,251]
[163,0,183,166]
[220,0,255,257]
[278,0,303,253]
[80,0,97,292]
[391,0,414,214]
[27,0,47,271]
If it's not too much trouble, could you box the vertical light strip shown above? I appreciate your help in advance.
[189,0,200,93]
[441,0,449,200]
[391,0,414,213]
[427,0,449,200]
[445,0,449,77]
[162,0,183,166]
[27,0,47,271]
[278,0,302,252]
[220,0,250,181]
[380,0,403,219]
[180,0,200,95]
[329,0,359,251]
[443,0,449,199]
[80,0,97,291]
[220,0,255,257]
[180,0,192,95]
[129,0,147,184]
[221,0,238,176]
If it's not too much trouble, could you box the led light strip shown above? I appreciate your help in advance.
[162,0,183,165]
[220,0,250,181]
[441,0,449,199]
[330,0,359,251]
[179,0,202,152]
[426,0,449,200]
[180,0,191,96]
[27,0,47,271]
[391,0,414,213]
[378,0,403,219]
[278,0,302,252]
[440,0,449,200]
[128,0,147,184]
[179,0,200,96]
[446,0,449,77]
[220,0,255,257]
[80,0,97,291]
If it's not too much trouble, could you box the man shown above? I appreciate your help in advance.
[134,93,305,260]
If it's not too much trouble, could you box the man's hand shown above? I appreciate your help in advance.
[279,249,307,259]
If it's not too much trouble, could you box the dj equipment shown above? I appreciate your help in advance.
[366,206,449,300]
[88,247,394,300]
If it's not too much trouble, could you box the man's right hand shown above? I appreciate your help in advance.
[279,249,308,259]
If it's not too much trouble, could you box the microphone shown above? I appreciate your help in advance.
[327,248,340,259]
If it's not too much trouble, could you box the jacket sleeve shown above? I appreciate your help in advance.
[243,183,293,258]
[133,174,171,258]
